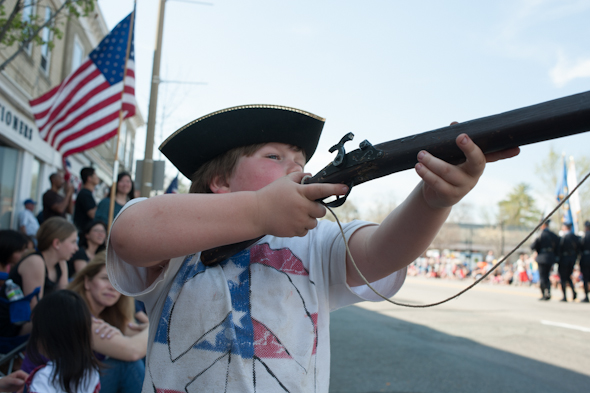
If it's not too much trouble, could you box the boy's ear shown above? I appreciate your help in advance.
[209,175,231,194]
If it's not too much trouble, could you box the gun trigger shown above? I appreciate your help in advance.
[321,182,354,208]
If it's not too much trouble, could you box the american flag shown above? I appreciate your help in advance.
[29,12,136,158]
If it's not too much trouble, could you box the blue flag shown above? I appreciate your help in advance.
[556,156,573,225]
[165,175,179,194]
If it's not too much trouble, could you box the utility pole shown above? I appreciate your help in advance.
[141,0,166,197]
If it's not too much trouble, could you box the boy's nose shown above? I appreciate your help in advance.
[287,161,303,174]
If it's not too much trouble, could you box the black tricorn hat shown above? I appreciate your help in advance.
[159,104,325,179]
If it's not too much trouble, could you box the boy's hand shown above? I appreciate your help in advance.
[415,132,519,209]
[255,172,348,238]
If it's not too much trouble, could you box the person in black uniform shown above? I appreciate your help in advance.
[558,222,580,302]
[531,219,560,300]
[579,221,590,303]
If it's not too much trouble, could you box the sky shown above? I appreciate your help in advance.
[96,0,590,223]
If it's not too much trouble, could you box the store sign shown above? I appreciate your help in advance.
[0,99,34,141]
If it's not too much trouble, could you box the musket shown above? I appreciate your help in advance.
[200,90,590,265]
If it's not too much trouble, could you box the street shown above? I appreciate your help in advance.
[329,276,590,393]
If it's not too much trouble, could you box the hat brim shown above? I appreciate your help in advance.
[159,105,325,179]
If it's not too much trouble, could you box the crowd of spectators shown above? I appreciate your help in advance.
[0,167,145,392]
[407,250,585,291]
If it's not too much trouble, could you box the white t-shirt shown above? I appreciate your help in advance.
[26,362,100,393]
[107,198,406,393]
[18,209,39,237]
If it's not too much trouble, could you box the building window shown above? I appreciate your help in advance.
[22,0,35,56]
[71,37,84,72]
[30,157,41,209]
[40,7,52,74]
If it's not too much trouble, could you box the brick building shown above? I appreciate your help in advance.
[0,0,143,229]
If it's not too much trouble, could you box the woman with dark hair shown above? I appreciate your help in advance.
[95,172,134,226]
[67,251,147,393]
[25,290,100,393]
[67,220,107,278]
[0,217,77,337]
[0,230,28,272]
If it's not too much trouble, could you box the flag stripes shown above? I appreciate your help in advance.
[29,12,136,158]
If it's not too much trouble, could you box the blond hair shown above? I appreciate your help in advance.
[67,251,134,331]
[36,217,77,252]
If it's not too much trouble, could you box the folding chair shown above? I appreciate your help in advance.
[0,272,40,377]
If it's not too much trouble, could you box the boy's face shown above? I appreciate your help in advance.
[219,142,305,193]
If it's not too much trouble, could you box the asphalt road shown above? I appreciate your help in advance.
[329,276,590,393]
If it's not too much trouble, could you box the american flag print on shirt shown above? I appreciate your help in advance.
[29,12,136,158]
[147,243,319,393]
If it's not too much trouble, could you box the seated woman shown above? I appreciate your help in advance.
[0,217,77,337]
[95,172,134,226]
[67,220,107,279]
[67,251,147,393]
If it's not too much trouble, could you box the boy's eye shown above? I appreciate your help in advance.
[266,154,280,160]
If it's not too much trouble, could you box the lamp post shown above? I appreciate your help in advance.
[140,0,166,197]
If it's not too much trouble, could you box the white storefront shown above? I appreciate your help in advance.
[0,76,62,229]
[0,5,141,230]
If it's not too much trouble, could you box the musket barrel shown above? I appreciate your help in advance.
[202,90,590,265]
[306,90,590,186]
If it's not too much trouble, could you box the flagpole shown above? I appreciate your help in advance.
[107,3,136,231]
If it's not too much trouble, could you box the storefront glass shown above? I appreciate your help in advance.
[30,157,41,207]
[0,146,19,228]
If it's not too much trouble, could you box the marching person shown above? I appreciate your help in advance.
[531,219,560,301]
[579,221,590,303]
[557,222,580,302]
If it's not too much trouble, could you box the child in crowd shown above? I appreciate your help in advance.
[107,105,518,392]
[24,290,100,393]
[0,230,28,273]
[0,217,77,337]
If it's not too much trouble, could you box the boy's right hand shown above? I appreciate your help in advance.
[254,172,349,238]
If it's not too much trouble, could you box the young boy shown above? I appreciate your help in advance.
[107,104,518,392]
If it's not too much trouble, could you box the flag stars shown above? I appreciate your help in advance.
[89,13,133,85]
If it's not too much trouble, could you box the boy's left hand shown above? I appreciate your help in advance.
[415,132,519,209]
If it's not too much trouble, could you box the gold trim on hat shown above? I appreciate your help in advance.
[159,104,325,150]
